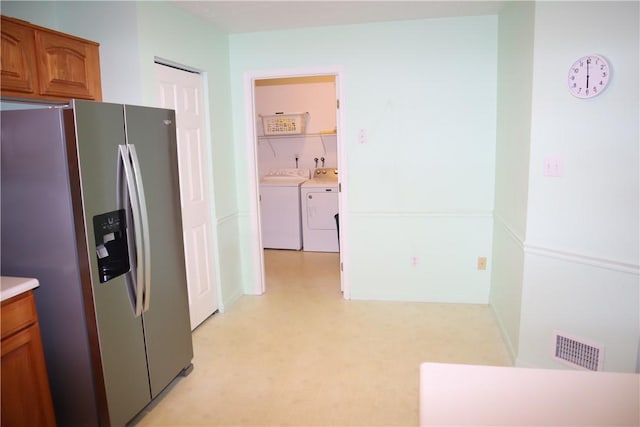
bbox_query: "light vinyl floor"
[134,250,512,426]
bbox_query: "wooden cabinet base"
[1,292,56,427]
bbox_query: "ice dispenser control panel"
[93,209,131,283]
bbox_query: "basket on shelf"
[260,112,307,136]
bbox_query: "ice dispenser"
[93,209,130,283]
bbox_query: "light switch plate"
[544,156,563,177]
[358,128,368,144]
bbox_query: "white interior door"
[156,62,218,330]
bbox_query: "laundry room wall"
[255,78,337,177]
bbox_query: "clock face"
[568,54,611,98]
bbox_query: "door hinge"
[340,262,343,271]
[338,183,341,192]
[336,99,340,109]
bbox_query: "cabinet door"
[0,17,38,96]
[34,29,102,101]
[1,323,56,427]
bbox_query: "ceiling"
[170,1,507,34]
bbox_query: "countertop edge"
[1,276,40,302]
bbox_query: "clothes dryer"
[260,168,309,250]
[301,168,339,252]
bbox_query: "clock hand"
[586,58,590,89]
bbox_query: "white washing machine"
[260,168,309,250]
[301,168,339,252]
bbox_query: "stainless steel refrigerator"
[1,100,194,426]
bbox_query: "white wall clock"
[567,54,611,98]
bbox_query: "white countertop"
[1,276,40,302]
[420,362,640,426]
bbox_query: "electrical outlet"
[477,257,487,270]
[411,256,418,267]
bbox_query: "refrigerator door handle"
[128,144,151,312]
[118,145,144,317]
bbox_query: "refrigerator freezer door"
[72,100,152,426]
[1,109,102,425]
[124,105,194,398]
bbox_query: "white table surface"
[420,362,640,426]
[1,276,40,302]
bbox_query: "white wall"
[256,82,336,135]
[255,81,337,175]
[257,133,338,177]
[518,1,639,372]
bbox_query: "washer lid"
[264,168,310,179]
[260,168,310,186]
[260,176,308,186]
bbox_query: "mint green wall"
[134,2,242,309]
[490,2,535,362]
[1,1,243,309]
[518,1,639,372]
[7,1,637,371]
[56,1,143,104]
[229,16,499,302]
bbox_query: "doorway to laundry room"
[250,70,346,298]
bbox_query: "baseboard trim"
[220,287,243,312]
[488,303,517,365]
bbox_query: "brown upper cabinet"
[1,15,102,102]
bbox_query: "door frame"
[243,65,349,299]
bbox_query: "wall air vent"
[553,331,604,371]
